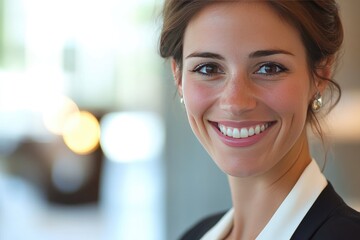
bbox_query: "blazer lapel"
[290,183,345,239]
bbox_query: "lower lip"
[212,123,274,148]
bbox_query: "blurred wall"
[320,0,360,208]
[163,1,360,239]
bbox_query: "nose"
[219,75,257,115]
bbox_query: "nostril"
[219,82,257,113]
[219,95,257,114]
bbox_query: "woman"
[159,0,360,239]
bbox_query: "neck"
[226,130,312,240]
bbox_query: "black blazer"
[180,183,360,239]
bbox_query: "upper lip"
[210,120,276,129]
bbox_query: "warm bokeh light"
[63,111,100,155]
[42,95,80,135]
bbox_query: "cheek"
[266,81,311,121]
[183,80,215,117]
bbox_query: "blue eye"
[192,63,224,76]
[255,63,287,75]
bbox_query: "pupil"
[206,66,213,73]
[266,65,276,73]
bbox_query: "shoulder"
[179,211,227,240]
[292,183,360,239]
[313,203,360,239]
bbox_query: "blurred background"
[0,0,358,240]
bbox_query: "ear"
[171,58,183,96]
[312,58,333,95]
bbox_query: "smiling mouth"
[217,122,275,139]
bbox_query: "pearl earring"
[312,92,322,112]
[180,97,184,104]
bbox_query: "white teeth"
[248,127,255,136]
[233,128,240,138]
[218,123,271,139]
[255,125,261,134]
[240,128,248,138]
[220,125,226,134]
[227,128,233,137]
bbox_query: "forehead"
[183,2,305,59]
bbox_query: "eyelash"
[190,62,288,77]
[254,62,288,76]
[190,63,224,76]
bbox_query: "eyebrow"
[185,52,225,60]
[249,49,294,58]
[185,49,294,60]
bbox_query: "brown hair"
[159,0,344,138]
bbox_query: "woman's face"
[175,2,318,178]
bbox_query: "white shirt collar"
[201,160,327,240]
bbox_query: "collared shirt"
[201,160,327,240]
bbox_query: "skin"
[171,2,329,239]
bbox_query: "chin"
[215,157,268,178]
